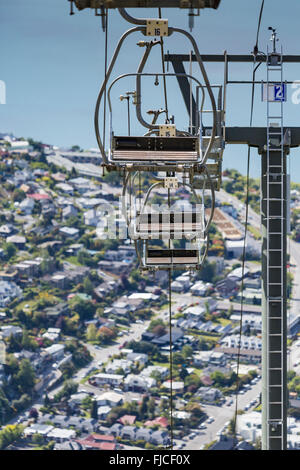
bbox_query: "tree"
[15,359,36,394]
[32,433,44,446]
[86,324,98,342]
[54,380,78,401]
[0,424,24,450]
[97,326,116,344]
[83,277,94,296]
[71,298,96,321]
[3,242,17,260]
[91,400,98,420]
[12,188,25,202]
[139,396,149,420]
[147,397,156,418]
[182,345,193,360]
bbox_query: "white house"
[190,280,212,296]
[141,365,169,379]
[55,183,74,195]
[96,391,124,407]
[19,198,35,215]
[92,373,123,387]
[0,325,22,338]
[236,411,262,443]
[46,428,76,443]
[0,281,22,307]
[43,343,65,361]
[59,227,79,238]
[105,359,132,375]
[123,374,156,391]
[84,209,100,227]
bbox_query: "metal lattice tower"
[261,45,288,450]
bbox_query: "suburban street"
[186,380,262,450]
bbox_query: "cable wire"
[233,1,265,437]
[102,9,108,152]
[254,0,265,56]
[158,8,169,122]
[168,268,174,450]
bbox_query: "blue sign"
[274,83,286,102]
[262,83,287,102]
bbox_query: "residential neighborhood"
[0,134,299,451]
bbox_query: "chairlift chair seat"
[110,135,199,163]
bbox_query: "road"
[185,381,262,450]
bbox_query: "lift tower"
[166,49,300,450]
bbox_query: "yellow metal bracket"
[146,19,169,37]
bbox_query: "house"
[62,204,78,220]
[236,288,262,305]
[42,327,61,342]
[225,239,246,258]
[198,387,223,402]
[183,305,206,321]
[46,428,76,443]
[123,374,156,392]
[84,209,99,227]
[76,433,117,451]
[6,235,26,249]
[161,380,184,394]
[236,411,262,443]
[135,428,152,442]
[172,411,191,421]
[227,266,249,281]
[151,327,184,348]
[141,365,169,380]
[59,227,79,239]
[145,417,169,428]
[230,312,262,332]
[56,183,74,195]
[190,280,212,296]
[127,292,159,302]
[150,430,170,446]
[39,414,97,433]
[126,352,148,365]
[109,423,123,437]
[0,325,22,338]
[220,334,262,350]
[96,391,124,407]
[68,176,94,193]
[92,373,123,387]
[118,415,136,426]
[49,274,66,290]
[0,224,16,238]
[0,281,22,307]
[43,343,65,361]
[97,405,111,419]
[216,277,239,297]
[44,302,69,321]
[120,426,137,440]
[193,351,226,367]
[105,359,132,375]
[23,424,54,439]
[209,434,238,451]
[171,274,190,293]
[19,197,35,215]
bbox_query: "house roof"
[87,433,115,442]
[119,415,136,426]
[28,193,50,200]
